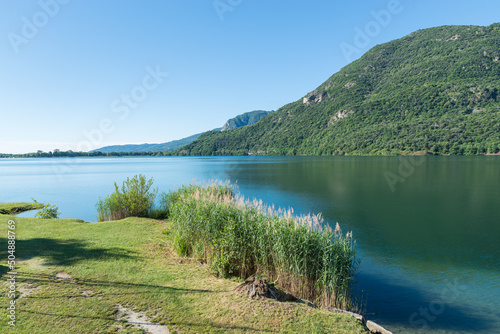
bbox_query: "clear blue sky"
[1,0,499,153]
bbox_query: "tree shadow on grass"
[0,237,137,268]
[0,264,8,277]
[22,309,275,333]
[14,272,275,333]
[0,237,276,332]
[14,271,215,295]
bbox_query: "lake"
[1,156,499,333]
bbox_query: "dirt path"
[116,304,171,334]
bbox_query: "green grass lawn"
[0,205,369,334]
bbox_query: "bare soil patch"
[18,283,42,298]
[116,304,170,334]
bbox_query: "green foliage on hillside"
[179,24,500,156]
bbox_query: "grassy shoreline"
[0,203,369,333]
[0,203,43,215]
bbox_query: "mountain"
[93,109,273,153]
[92,132,204,153]
[221,110,274,131]
[179,24,500,156]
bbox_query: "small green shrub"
[96,174,158,221]
[35,203,60,219]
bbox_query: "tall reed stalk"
[167,181,359,310]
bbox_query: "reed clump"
[167,181,359,310]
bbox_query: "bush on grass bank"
[96,174,168,221]
[31,199,60,219]
[166,181,359,310]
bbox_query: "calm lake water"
[1,156,499,333]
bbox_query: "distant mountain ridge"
[221,110,274,131]
[93,109,273,153]
[92,132,205,153]
[179,24,500,156]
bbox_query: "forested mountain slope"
[181,24,500,156]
